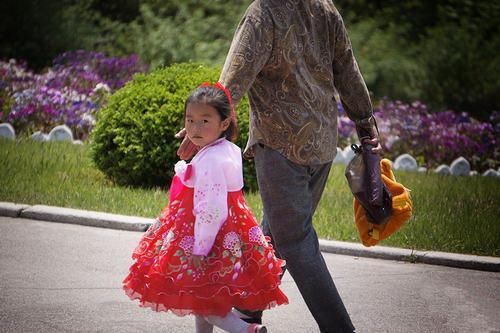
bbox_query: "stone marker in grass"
[450,157,471,176]
[0,123,15,140]
[48,125,73,141]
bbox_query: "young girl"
[123,82,288,333]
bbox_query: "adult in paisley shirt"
[178,1,382,332]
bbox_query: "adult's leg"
[255,144,355,333]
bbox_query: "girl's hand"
[191,255,206,269]
[175,128,199,160]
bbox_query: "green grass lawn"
[1,139,499,257]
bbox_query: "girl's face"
[185,103,230,148]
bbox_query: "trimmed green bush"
[90,62,256,191]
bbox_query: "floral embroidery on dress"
[194,201,222,225]
[159,199,182,224]
[233,198,249,221]
[161,230,175,250]
[146,218,162,236]
[159,208,169,219]
[211,183,223,195]
[194,188,207,201]
[249,226,267,246]
[223,232,242,257]
[170,207,187,223]
[124,188,288,317]
[123,139,288,316]
[229,205,244,225]
[199,207,222,225]
[179,236,194,255]
[237,197,249,210]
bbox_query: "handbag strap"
[372,116,383,147]
[351,143,362,154]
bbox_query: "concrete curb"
[1,201,499,272]
[319,240,500,272]
[0,202,31,217]
[16,204,152,232]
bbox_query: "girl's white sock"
[232,308,253,320]
[195,315,214,333]
[201,312,249,333]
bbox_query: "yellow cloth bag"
[354,158,413,247]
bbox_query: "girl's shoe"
[233,308,263,324]
[248,324,267,333]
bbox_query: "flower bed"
[0,50,148,140]
[337,100,499,172]
[1,51,497,172]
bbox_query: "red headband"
[198,81,236,123]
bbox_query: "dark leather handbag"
[345,124,392,225]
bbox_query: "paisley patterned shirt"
[220,0,373,165]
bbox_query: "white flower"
[81,113,96,126]
[93,82,111,93]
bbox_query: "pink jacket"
[174,138,244,256]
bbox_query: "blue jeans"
[254,144,355,333]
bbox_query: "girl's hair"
[184,85,238,142]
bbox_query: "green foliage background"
[336,0,500,119]
[1,0,498,118]
[90,63,256,190]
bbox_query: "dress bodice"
[174,138,244,191]
[172,138,244,256]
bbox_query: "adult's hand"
[175,128,198,160]
[355,116,383,154]
[362,136,383,154]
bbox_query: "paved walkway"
[1,202,498,272]
[1,216,499,332]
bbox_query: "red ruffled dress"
[123,138,288,317]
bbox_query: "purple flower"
[1,50,147,139]
[374,98,498,171]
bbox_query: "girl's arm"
[192,157,228,257]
